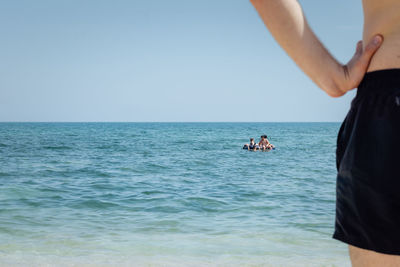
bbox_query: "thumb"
[360,34,383,66]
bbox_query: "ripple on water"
[42,145,72,150]
[71,199,121,210]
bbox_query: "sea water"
[0,122,349,267]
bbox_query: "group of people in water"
[243,135,275,151]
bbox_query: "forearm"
[251,0,345,97]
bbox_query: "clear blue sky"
[0,0,363,122]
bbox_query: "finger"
[355,40,363,57]
[348,41,363,66]
[360,34,383,65]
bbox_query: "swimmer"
[243,138,258,151]
[258,135,272,150]
[263,135,275,149]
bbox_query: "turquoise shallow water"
[0,122,349,266]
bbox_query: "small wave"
[186,197,228,205]
[145,163,169,171]
[172,140,190,145]
[72,199,120,209]
[43,145,72,150]
[141,190,165,196]
[184,197,228,212]
[76,168,112,178]
[144,205,183,213]
[96,145,114,149]
[19,198,42,207]
[40,187,68,195]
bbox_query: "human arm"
[250,0,383,97]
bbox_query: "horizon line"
[0,121,342,123]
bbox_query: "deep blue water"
[0,122,349,266]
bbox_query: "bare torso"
[363,0,400,71]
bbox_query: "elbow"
[326,89,345,98]
[311,68,348,97]
[322,80,346,98]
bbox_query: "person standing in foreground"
[250,0,400,266]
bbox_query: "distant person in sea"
[258,135,274,150]
[264,135,275,149]
[243,138,258,151]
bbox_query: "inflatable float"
[243,145,275,151]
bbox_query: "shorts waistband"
[358,69,400,95]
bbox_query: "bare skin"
[349,246,400,267]
[363,0,400,71]
[250,0,400,266]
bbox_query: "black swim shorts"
[333,69,400,255]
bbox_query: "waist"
[364,30,400,72]
[353,69,400,107]
[351,68,400,113]
[358,69,400,92]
